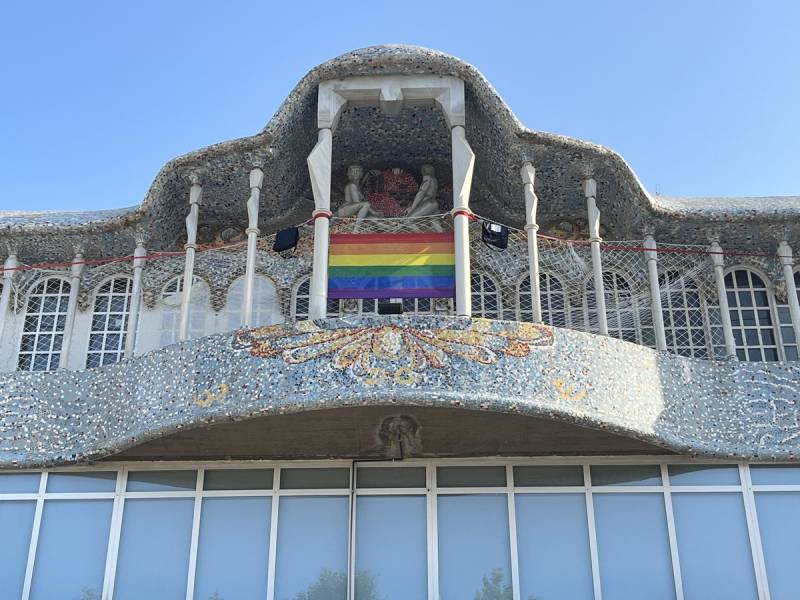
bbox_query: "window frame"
[85,276,134,369]
[16,276,72,372]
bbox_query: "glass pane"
[0,472,40,493]
[357,467,426,488]
[591,464,661,486]
[756,492,800,600]
[668,465,740,486]
[46,471,117,493]
[437,494,511,600]
[202,469,273,491]
[274,496,349,600]
[437,466,506,488]
[515,493,594,599]
[593,493,675,599]
[194,497,271,600]
[0,501,36,599]
[113,498,194,599]
[280,468,350,489]
[355,495,427,599]
[672,493,757,599]
[126,470,196,492]
[750,465,800,485]
[30,499,113,600]
[514,465,584,487]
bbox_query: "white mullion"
[185,468,204,600]
[102,469,125,600]
[265,467,280,600]
[347,464,356,600]
[740,464,771,600]
[21,471,47,600]
[660,464,685,600]
[583,464,602,600]
[506,464,521,600]
[426,461,439,600]
[104,468,128,600]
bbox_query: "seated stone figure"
[403,164,439,218]
[335,164,383,220]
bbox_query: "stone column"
[643,235,668,350]
[124,239,147,358]
[451,125,475,317]
[179,174,202,341]
[709,240,737,358]
[0,250,18,346]
[242,167,264,328]
[59,246,85,368]
[307,128,333,319]
[585,179,608,335]
[778,241,800,351]
[521,162,542,323]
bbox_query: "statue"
[403,164,439,218]
[335,165,384,220]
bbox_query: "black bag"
[273,227,299,253]
[481,221,508,250]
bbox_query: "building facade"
[0,45,799,600]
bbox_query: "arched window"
[292,276,338,320]
[471,272,501,319]
[659,271,710,358]
[724,269,781,361]
[159,276,210,346]
[775,270,800,362]
[224,276,282,330]
[584,272,634,343]
[518,273,569,327]
[18,277,70,371]
[86,277,133,368]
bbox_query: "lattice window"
[160,276,210,346]
[86,277,132,368]
[659,271,711,358]
[18,277,70,371]
[225,276,281,330]
[724,269,781,361]
[584,271,639,343]
[470,272,500,319]
[292,276,338,320]
[518,273,569,327]
[782,270,800,361]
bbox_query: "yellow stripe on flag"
[328,253,455,267]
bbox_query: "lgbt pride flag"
[328,232,456,299]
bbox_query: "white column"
[451,125,475,317]
[585,179,608,335]
[124,240,147,358]
[307,128,333,319]
[709,240,737,358]
[0,251,18,345]
[644,235,668,351]
[59,247,85,368]
[778,241,800,351]
[521,162,542,323]
[241,167,264,328]
[179,175,202,341]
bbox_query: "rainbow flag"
[328,232,455,299]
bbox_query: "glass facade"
[0,461,798,599]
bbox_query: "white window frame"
[517,271,570,327]
[223,274,282,331]
[159,275,211,346]
[85,276,133,369]
[2,456,792,600]
[16,276,71,372]
[724,266,784,362]
[470,271,502,319]
[583,270,653,345]
[658,270,716,359]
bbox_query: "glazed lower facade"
[1,459,799,600]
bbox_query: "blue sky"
[1,0,798,212]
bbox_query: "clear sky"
[1,0,798,212]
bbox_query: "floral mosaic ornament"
[233,318,553,384]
